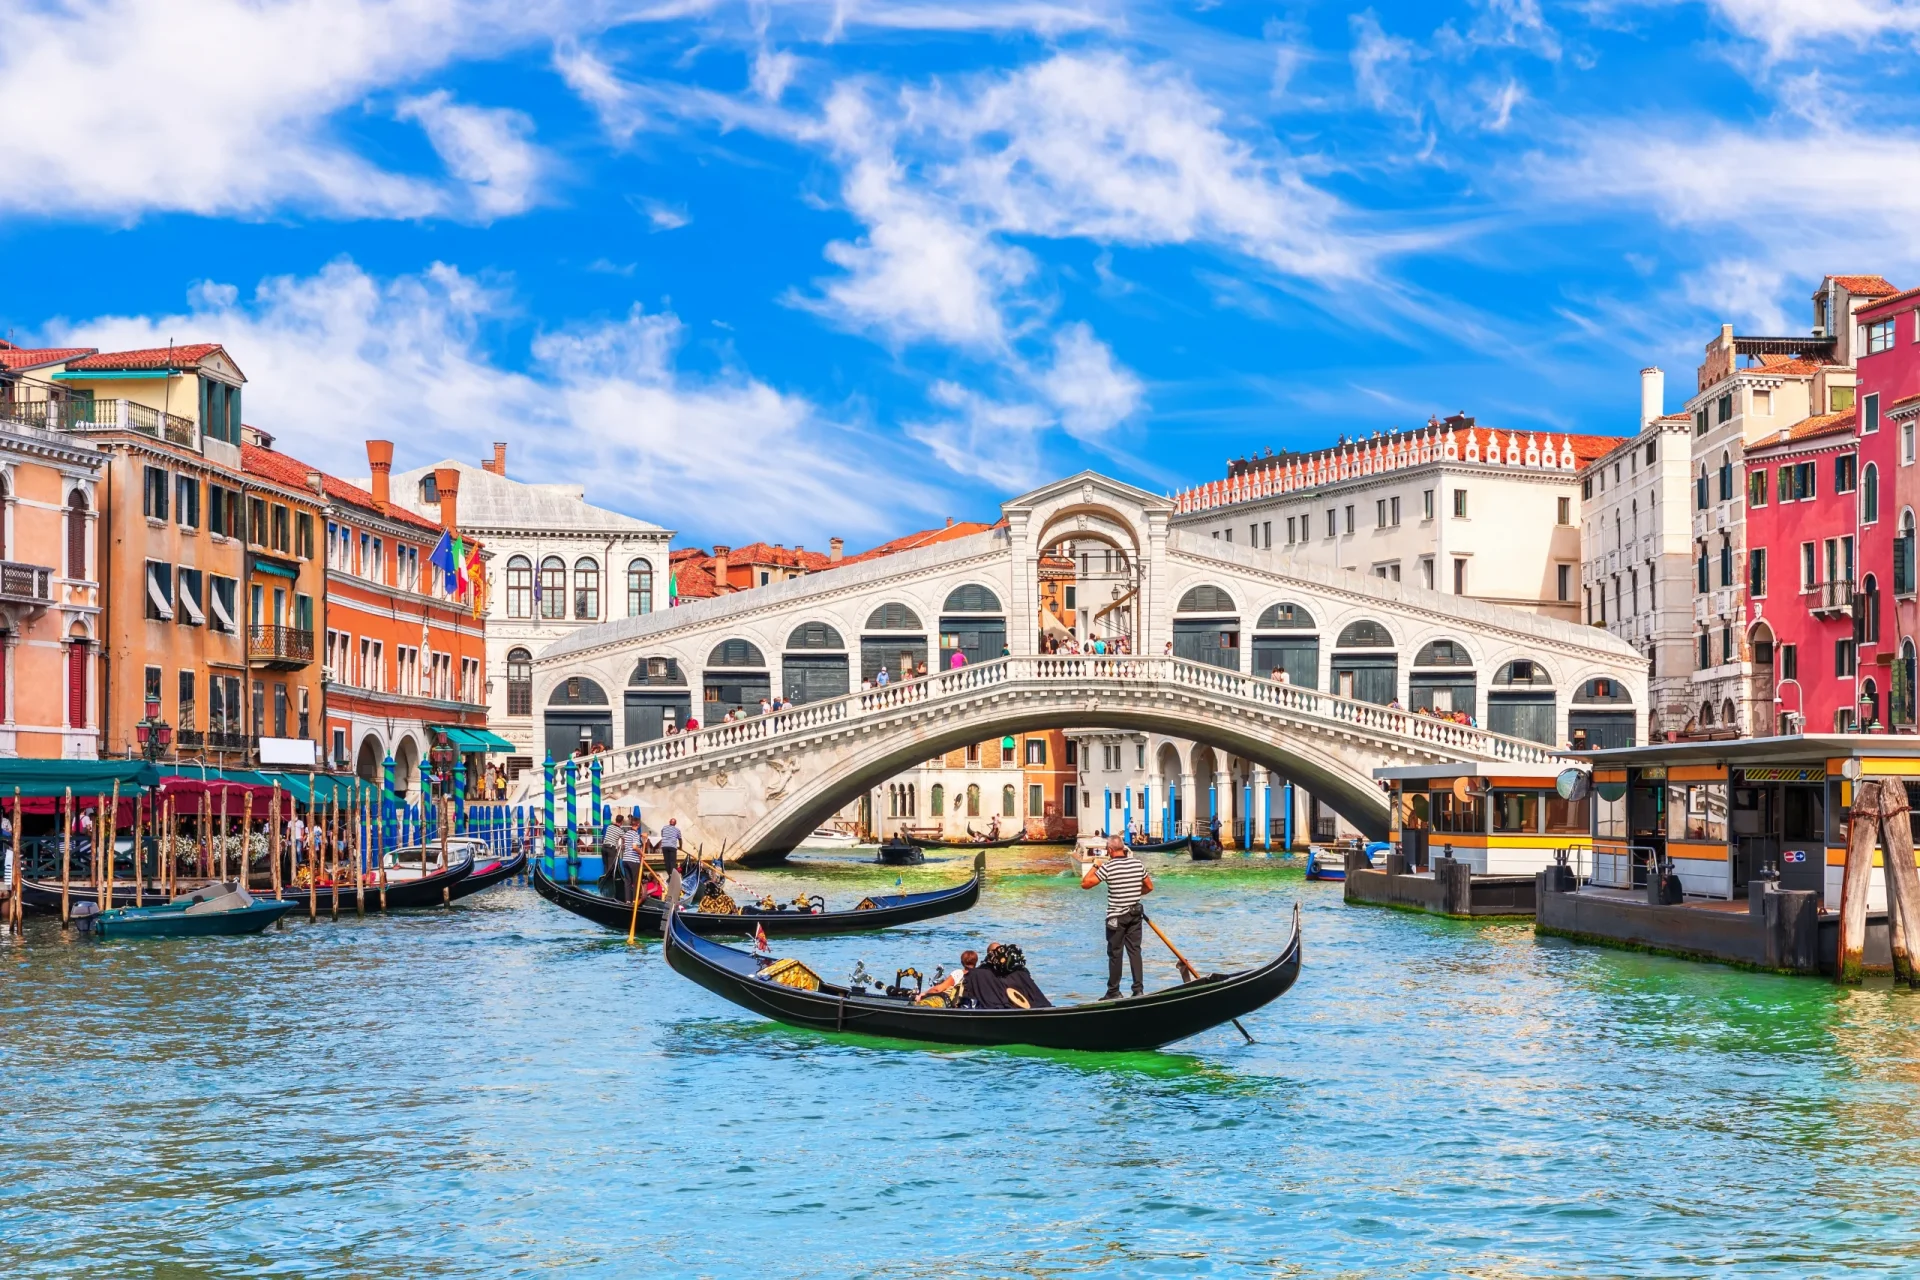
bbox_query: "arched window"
[1177,585,1236,613]
[966,784,981,817]
[786,623,844,649]
[1255,603,1315,629]
[1699,701,1715,727]
[1336,620,1394,648]
[539,556,566,619]
[574,557,600,620]
[1864,573,1881,645]
[1899,639,1917,727]
[506,647,533,715]
[1901,510,1918,596]
[1696,464,1709,511]
[0,472,9,559]
[1864,463,1880,524]
[66,489,88,581]
[708,639,767,668]
[1002,784,1017,817]
[548,675,609,705]
[1494,659,1552,686]
[1718,450,1733,502]
[865,603,922,630]
[942,584,1001,612]
[931,784,945,817]
[626,559,653,616]
[1573,677,1632,704]
[630,657,685,685]
[1413,640,1471,666]
[1722,699,1737,727]
[505,555,533,618]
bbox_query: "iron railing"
[1806,579,1854,615]
[0,560,54,606]
[248,625,314,666]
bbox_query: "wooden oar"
[1142,912,1253,1045]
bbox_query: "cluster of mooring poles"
[1838,776,1920,985]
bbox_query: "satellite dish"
[1841,757,1864,781]
[1556,768,1592,802]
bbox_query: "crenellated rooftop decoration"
[1173,419,1622,515]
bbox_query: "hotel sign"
[1737,767,1826,783]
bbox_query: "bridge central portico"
[534,472,1646,859]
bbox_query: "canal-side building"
[0,345,105,758]
[871,728,1078,843]
[1854,284,1920,732]
[245,439,493,799]
[1684,274,1893,738]
[1743,410,1860,735]
[1577,369,1695,743]
[1171,415,1620,623]
[384,447,671,775]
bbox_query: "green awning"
[257,771,370,805]
[434,726,516,753]
[0,760,158,797]
[251,560,300,579]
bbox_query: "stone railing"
[592,655,1562,781]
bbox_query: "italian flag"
[668,572,679,607]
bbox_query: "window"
[504,555,532,618]
[1263,521,1272,548]
[1748,469,1768,507]
[247,496,267,546]
[366,536,384,582]
[574,557,600,619]
[1750,547,1767,598]
[1003,785,1017,817]
[1718,452,1733,501]
[208,576,237,633]
[1717,392,1733,423]
[1697,468,1709,511]
[1698,632,1710,670]
[1832,386,1856,414]
[1835,454,1857,494]
[1028,784,1044,817]
[1864,390,1882,435]
[539,557,566,619]
[1557,564,1570,602]
[394,544,418,592]
[273,682,288,737]
[252,680,266,737]
[1344,505,1355,535]
[175,475,199,529]
[1452,488,1467,518]
[418,474,438,504]
[143,467,169,521]
[1780,643,1797,681]
[1582,477,1592,500]
[177,568,204,627]
[143,665,162,704]
[1376,499,1387,528]
[1697,546,1709,594]
[359,638,385,692]
[1869,319,1896,355]
[1323,509,1335,538]
[1837,638,1857,678]
[298,686,310,738]
[1453,557,1467,594]
[1423,489,1435,519]
[1801,542,1816,589]
[1753,389,1772,416]
[1863,462,1880,524]
[178,671,196,732]
[325,521,346,569]
[1695,407,1708,435]
[627,559,653,616]
[1905,420,1916,466]
[1025,738,1047,766]
[1421,557,1435,590]
[295,512,313,559]
[1556,496,1571,525]
[144,561,173,621]
[1719,538,1733,587]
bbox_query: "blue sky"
[5,0,1917,548]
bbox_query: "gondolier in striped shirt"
[1081,834,1153,999]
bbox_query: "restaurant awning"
[0,759,158,798]
[434,726,516,753]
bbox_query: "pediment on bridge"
[1003,471,1172,519]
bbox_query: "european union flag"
[429,530,457,591]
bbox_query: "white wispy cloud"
[0,0,580,220]
[43,260,924,541]
[395,91,547,218]
[1699,0,1920,58]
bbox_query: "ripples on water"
[6,847,1920,1278]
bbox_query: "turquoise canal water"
[7,847,1920,1277]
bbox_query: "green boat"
[93,885,298,939]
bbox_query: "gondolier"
[1081,834,1152,999]
[657,818,683,876]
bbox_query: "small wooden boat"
[448,846,527,901]
[532,852,984,937]
[876,840,924,866]
[906,831,1023,850]
[1189,837,1223,862]
[1304,847,1347,880]
[802,827,863,849]
[1131,836,1192,854]
[94,885,298,939]
[665,901,1303,1051]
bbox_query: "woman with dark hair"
[963,942,1052,1010]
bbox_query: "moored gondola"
[16,845,476,914]
[906,833,1025,850]
[532,852,984,937]
[876,839,924,865]
[448,846,527,900]
[1189,837,1223,861]
[664,901,1301,1052]
[1130,836,1192,854]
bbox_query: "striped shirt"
[1095,854,1148,920]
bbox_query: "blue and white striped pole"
[1122,787,1132,844]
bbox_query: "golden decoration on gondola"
[759,958,823,991]
[696,890,739,914]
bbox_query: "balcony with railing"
[248,625,314,668]
[0,386,196,448]
[0,560,54,608]
[1805,579,1855,617]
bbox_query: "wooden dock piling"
[59,788,72,926]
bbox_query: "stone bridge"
[533,472,1646,860]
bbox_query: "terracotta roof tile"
[242,443,446,536]
[1747,410,1857,456]
[0,345,96,371]
[1828,274,1899,298]
[65,343,227,372]
[840,520,1001,565]
[1745,356,1825,376]
[1861,284,1920,316]
[722,541,836,572]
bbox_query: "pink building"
[1855,285,1920,728]
[1745,412,1860,732]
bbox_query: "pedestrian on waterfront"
[950,649,967,670]
[875,668,890,687]
[758,697,772,715]
[657,817,684,877]
[1081,834,1152,999]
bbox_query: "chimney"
[434,465,461,530]
[830,537,844,562]
[712,545,730,594]
[305,469,325,497]
[366,440,394,512]
[1640,367,1664,429]
[945,516,954,528]
[483,442,507,476]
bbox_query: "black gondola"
[906,832,1024,850]
[664,901,1302,1051]
[876,839,924,865]
[1189,838,1223,861]
[448,847,527,901]
[531,853,984,937]
[1130,836,1192,854]
[17,846,474,915]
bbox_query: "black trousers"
[1106,911,1143,997]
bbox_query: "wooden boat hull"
[1189,840,1223,861]
[95,897,298,939]
[906,834,1023,850]
[448,848,526,900]
[1131,836,1192,854]
[1304,850,1347,881]
[876,843,924,866]
[18,850,475,914]
[532,854,984,937]
[665,902,1302,1052]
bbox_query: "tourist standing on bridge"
[950,649,967,670]
[1081,834,1152,999]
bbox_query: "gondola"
[531,852,984,937]
[876,839,924,866]
[906,832,1024,850]
[271,846,476,912]
[664,901,1303,1052]
[1131,836,1192,854]
[448,846,527,901]
[1189,838,1223,862]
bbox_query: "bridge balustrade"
[586,655,1561,783]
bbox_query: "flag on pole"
[452,534,470,595]
[429,530,456,592]
[668,572,680,607]
[754,922,769,954]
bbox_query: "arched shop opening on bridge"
[705,639,770,721]
[1251,602,1317,687]
[1331,619,1397,705]
[783,622,850,703]
[547,675,611,759]
[625,657,689,743]
[1173,585,1238,668]
[938,584,1006,667]
[862,603,925,683]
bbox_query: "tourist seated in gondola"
[961,942,1052,1009]
[922,949,978,1004]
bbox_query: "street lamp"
[133,698,173,762]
